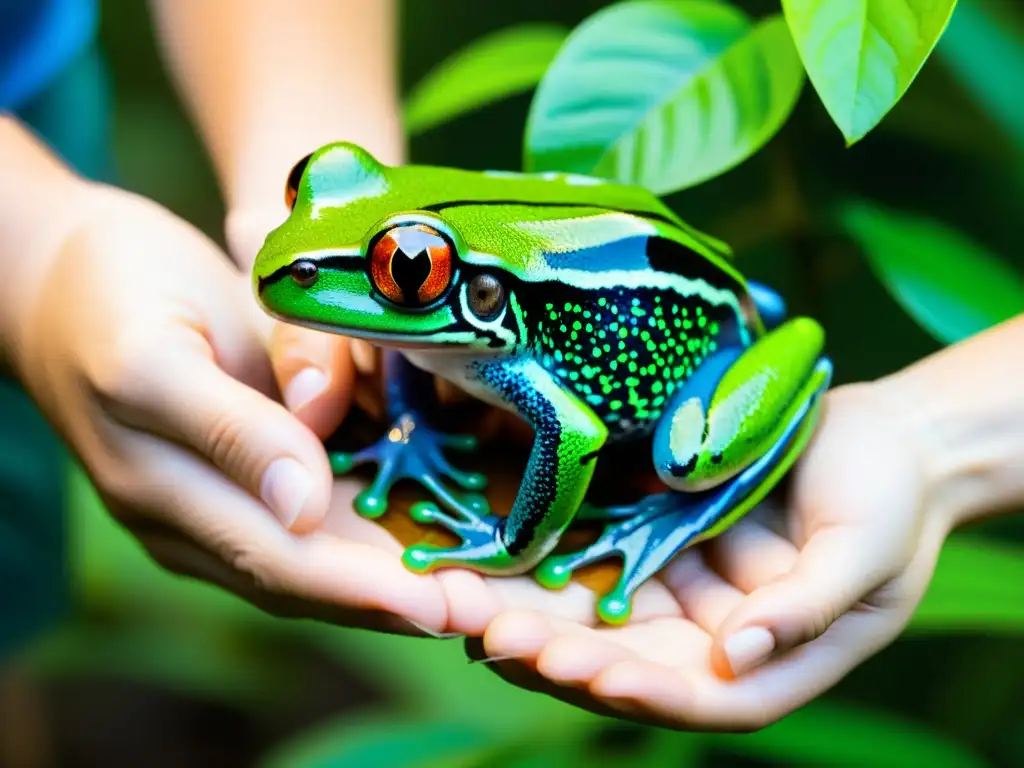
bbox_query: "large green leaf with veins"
[404,24,568,136]
[523,0,805,194]
[782,0,959,145]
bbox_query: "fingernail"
[283,367,327,412]
[260,457,312,528]
[724,627,775,677]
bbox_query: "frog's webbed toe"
[534,493,693,624]
[399,502,510,574]
[330,411,489,521]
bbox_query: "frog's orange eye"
[369,224,454,307]
[285,152,313,210]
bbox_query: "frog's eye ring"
[290,259,319,288]
[467,274,506,320]
[369,224,453,308]
[285,152,313,211]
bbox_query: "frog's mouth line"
[260,311,483,350]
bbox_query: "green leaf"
[261,716,500,768]
[839,200,1024,345]
[910,535,1024,634]
[523,0,805,194]
[782,0,959,145]
[710,700,988,767]
[936,0,1024,148]
[404,24,568,136]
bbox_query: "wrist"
[874,319,1024,529]
[0,120,98,378]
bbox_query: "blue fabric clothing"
[1,0,111,659]
[0,0,98,110]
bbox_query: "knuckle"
[799,602,840,644]
[203,410,252,477]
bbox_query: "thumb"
[270,321,355,440]
[710,526,901,679]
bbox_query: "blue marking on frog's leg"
[403,357,607,577]
[537,354,833,625]
[747,280,788,330]
[329,349,488,520]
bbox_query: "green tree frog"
[253,142,832,624]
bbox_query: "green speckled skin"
[253,142,832,624]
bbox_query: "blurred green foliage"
[4,0,1023,765]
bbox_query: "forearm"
[879,314,1024,527]
[149,0,404,259]
[0,117,92,374]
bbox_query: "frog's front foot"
[330,411,489,520]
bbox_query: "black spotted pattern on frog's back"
[518,284,744,441]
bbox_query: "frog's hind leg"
[535,318,832,625]
[329,350,489,520]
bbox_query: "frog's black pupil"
[468,274,504,319]
[391,246,432,303]
[291,260,319,288]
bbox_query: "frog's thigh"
[655,317,826,492]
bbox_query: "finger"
[111,428,450,632]
[710,524,904,679]
[270,321,355,440]
[481,610,582,667]
[223,204,287,272]
[102,336,334,533]
[125,520,436,636]
[594,524,947,730]
[660,548,745,634]
[349,339,378,377]
[538,618,707,684]
[467,633,639,723]
[482,611,707,685]
[702,515,800,594]
[591,605,897,732]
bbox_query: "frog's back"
[274,141,732,265]
[516,263,756,440]
[424,174,762,441]
[398,165,763,440]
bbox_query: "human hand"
[464,381,955,730]
[7,181,450,633]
